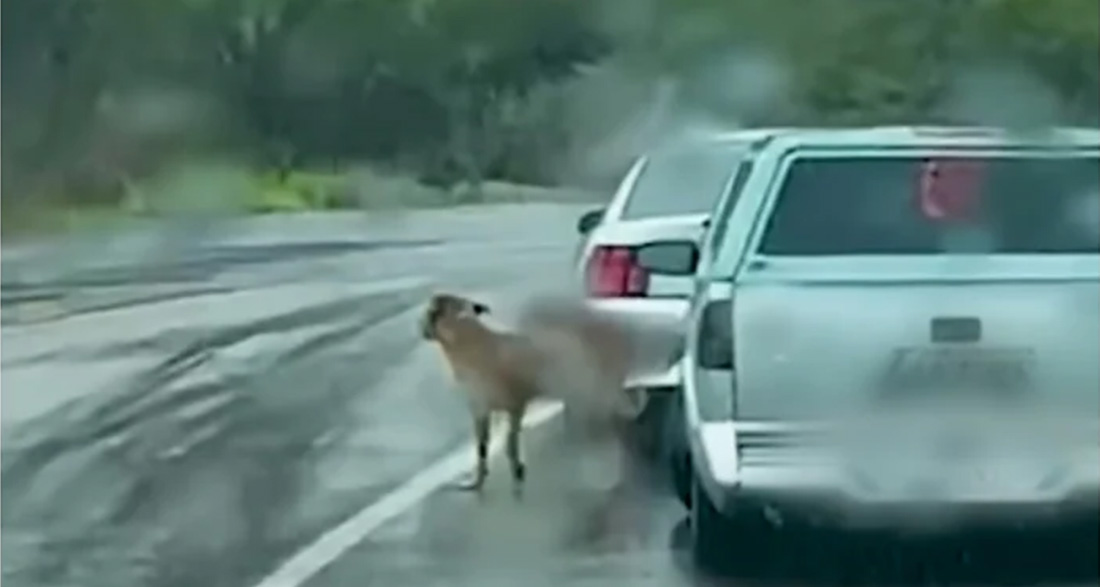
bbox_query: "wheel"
[690,475,776,575]
[671,453,692,507]
[1060,515,1100,577]
[662,392,691,507]
[622,388,667,461]
[690,475,734,571]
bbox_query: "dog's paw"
[448,472,485,493]
[451,481,483,492]
[510,463,526,500]
[511,462,526,483]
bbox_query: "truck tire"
[690,475,734,571]
[690,475,775,575]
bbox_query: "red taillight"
[585,245,649,297]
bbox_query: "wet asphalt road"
[1,205,585,587]
[3,204,1098,587]
[304,416,1099,587]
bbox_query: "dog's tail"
[616,388,649,420]
[519,297,645,421]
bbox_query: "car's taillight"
[697,298,734,370]
[585,245,650,298]
[693,296,737,420]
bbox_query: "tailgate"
[732,257,1100,421]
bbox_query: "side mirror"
[576,208,604,235]
[635,240,699,276]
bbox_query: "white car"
[572,129,787,453]
[639,126,1100,570]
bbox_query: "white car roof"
[765,125,1100,151]
[665,127,800,149]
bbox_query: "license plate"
[879,347,1035,398]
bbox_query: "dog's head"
[419,293,491,340]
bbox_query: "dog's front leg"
[454,414,490,492]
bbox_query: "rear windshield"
[621,143,747,220]
[758,153,1100,255]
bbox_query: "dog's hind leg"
[505,406,527,496]
[453,414,490,492]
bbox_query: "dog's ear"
[472,301,490,316]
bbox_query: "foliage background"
[3,0,1097,230]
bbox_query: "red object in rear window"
[586,246,649,297]
[918,159,986,222]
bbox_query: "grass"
[1,165,601,241]
[2,202,136,241]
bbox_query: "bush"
[248,171,346,213]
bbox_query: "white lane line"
[250,401,563,587]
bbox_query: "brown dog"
[419,293,642,495]
[420,293,541,493]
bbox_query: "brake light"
[693,295,737,420]
[585,246,649,297]
[697,298,734,370]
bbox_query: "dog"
[419,293,542,494]
[419,292,643,495]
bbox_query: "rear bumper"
[717,486,1100,533]
[625,361,682,390]
[584,297,689,391]
[693,421,1100,531]
[583,296,690,326]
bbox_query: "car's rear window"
[620,143,747,220]
[758,153,1100,255]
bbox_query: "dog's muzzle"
[419,313,436,340]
